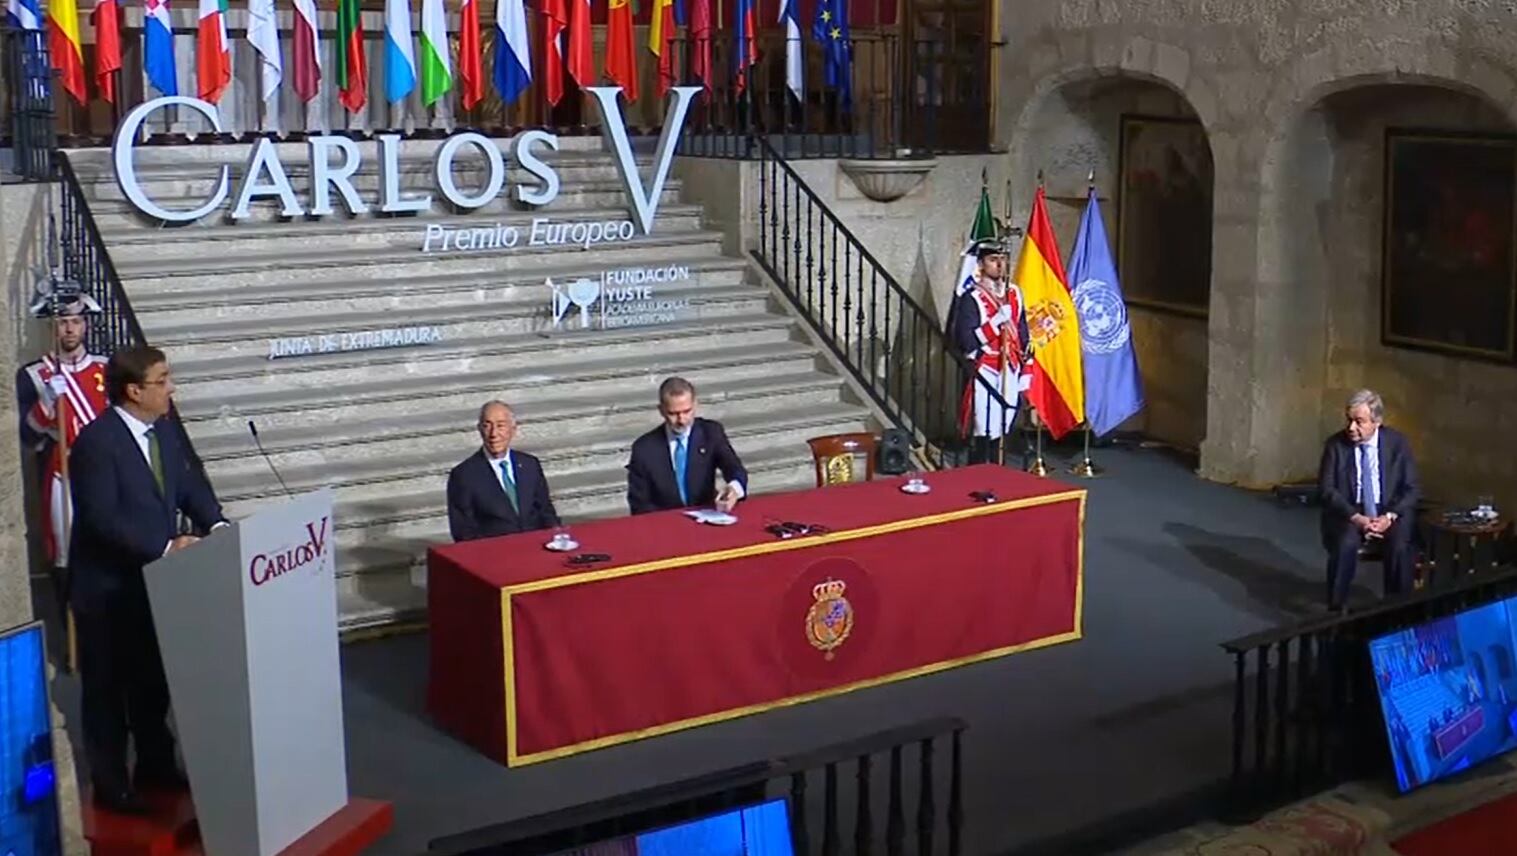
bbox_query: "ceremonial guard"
[952,239,1032,463]
[16,279,108,577]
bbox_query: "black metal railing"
[427,717,967,856]
[1,26,56,180]
[1221,563,1517,817]
[52,150,208,480]
[753,134,1021,469]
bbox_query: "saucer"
[900,483,931,495]
[544,539,580,552]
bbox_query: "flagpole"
[1070,169,1102,479]
[1027,408,1047,477]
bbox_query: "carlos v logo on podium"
[248,516,332,587]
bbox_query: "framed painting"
[1116,115,1214,317]
[1382,131,1517,362]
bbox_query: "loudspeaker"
[878,428,913,475]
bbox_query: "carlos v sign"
[111,86,701,234]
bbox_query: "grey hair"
[477,400,515,423]
[1346,389,1384,421]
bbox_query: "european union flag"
[811,0,851,104]
[1068,187,1143,437]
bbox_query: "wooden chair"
[807,433,878,488]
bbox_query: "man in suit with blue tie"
[1319,389,1422,611]
[627,377,748,515]
[447,401,560,541]
[68,346,227,814]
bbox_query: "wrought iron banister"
[428,716,968,856]
[751,133,1019,469]
[1219,562,1517,818]
[51,150,209,481]
[1,25,56,180]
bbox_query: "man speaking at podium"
[627,377,748,515]
[69,346,227,814]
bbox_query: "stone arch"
[1246,66,1517,493]
[1004,58,1218,451]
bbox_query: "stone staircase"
[63,136,877,630]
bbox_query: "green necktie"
[499,461,519,512]
[146,427,165,493]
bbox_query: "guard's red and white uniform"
[957,282,1031,438]
[21,353,108,566]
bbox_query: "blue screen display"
[1370,597,1517,792]
[551,798,794,856]
[0,622,62,856]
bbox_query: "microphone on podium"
[247,420,295,499]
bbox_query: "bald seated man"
[446,401,560,542]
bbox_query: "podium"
[142,489,379,856]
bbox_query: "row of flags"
[6,0,854,111]
[965,182,1145,441]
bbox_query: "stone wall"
[1308,84,1517,512]
[0,180,86,854]
[995,0,1517,495]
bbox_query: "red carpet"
[1394,789,1517,855]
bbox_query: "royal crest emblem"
[1026,300,1068,349]
[804,578,854,660]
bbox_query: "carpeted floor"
[45,443,1378,856]
[1392,787,1517,855]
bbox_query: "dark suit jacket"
[447,449,560,541]
[627,418,748,514]
[68,409,226,613]
[1318,426,1421,544]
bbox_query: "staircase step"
[104,204,705,260]
[131,256,748,325]
[215,400,867,508]
[146,279,767,363]
[197,369,846,470]
[115,229,725,290]
[169,317,807,400]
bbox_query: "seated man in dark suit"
[1319,388,1421,611]
[69,346,228,814]
[627,377,748,515]
[447,400,560,541]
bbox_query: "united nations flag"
[1068,186,1144,437]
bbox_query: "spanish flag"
[649,0,677,98]
[1013,187,1084,439]
[47,0,86,104]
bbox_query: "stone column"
[0,180,88,856]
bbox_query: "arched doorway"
[1261,81,1517,494]
[1010,75,1214,452]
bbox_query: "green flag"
[970,184,996,243]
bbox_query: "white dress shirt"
[115,406,229,554]
[486,448,516,493]
[665,425,745,499]
[113,405,156,469]
[1354,429,1382,512]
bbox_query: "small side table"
[1423,511,1510,585]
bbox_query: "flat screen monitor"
[549,798,793,856]
[0,621,62,856]
[1369,597,1517,792]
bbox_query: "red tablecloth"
[427,464,1085,766]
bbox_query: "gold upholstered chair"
[807,433,878,487]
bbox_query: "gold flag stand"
[1069,425,1103,478]
[1026,408,1048,477]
